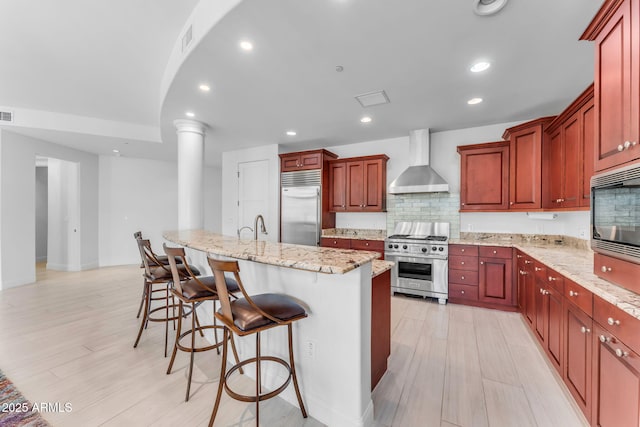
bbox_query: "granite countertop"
[450,235,640,320]
[322,228,387,241]
[164,229,380,275]
[372,260,394,278]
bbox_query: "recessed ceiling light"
[239,40,253,51]
[470,61,491,73]
[467,98,483,105]
[112,149,119,153]
[286,130,297,136]
[360,116,372,123]
[185,111,195,117]
[199,84,211,92]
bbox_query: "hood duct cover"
[389,129,449,194]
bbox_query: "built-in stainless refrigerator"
[280,170,321,246]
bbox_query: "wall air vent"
[182,25,193,53]
[0,111,13,123]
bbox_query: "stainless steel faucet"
[254,214,268,240]
[237,226,253,238]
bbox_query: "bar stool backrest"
[163,245,188,296]
[136,239,167,279]
[133,231,142,240]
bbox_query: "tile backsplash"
[386,192,461,237]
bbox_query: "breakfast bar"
[164,229,388,427]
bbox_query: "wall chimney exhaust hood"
[389,129,449,194]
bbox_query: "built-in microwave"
[591,162,640,264]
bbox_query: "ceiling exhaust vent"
[355,90,390,108]
[181,25,193,53]
[0,111,13,123]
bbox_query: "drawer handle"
[461,290,465,294]
[534,267,543,272]
[492,250,497,254]
[601,265,612,273]
[525,260,532,264]
[461,261,465,265]
[365,243,369,246]
[461,276,465,280]
[333,240,337,244]
[607,317,620,326]
[461,249,465,252]
[599,335,610,343]
[615,348,629,358]
[548,276,557,282]
[480,261,484,265]
[569,290,578,297]
[580,326,591,334]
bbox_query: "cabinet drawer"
[564,278,593,317]
[594,296,640,355]
[449,283,479,301]
[319,237,351,249]
[533,260,547,283]
[479,246,512,259]
[545,267,565,293]
[449,269,479,286]
[594,252,640,294]
[448,255,479,271]
[449,244,478,257]
[350,239,384,252]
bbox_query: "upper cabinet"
[543,85,595,210]
[503,117,555,210]
[329,155,388,212]
[458,141,510,211]
[582,0,640,171]
[280,149,336,172]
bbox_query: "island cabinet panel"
[563,299,593,421]
[329,155,388,212]
[592,323,640,427]
[583,0,640,171]
[457,141,510,211]
[371,269,391,390]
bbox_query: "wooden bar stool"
[207,258,308,427]
[133,238,201,357]
[133,231,182,318]
[164,244,243,402]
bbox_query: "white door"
[237,160,269,239]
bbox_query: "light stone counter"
[372,260,394,278]
[322,228,387,241]
[164,229,380,274]
[450,237,640,320]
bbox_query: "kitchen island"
[163,229,386,427]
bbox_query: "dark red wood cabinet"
[564,300,593,421]
[533,264,564,374]
[458,142,510,211]
[371,269,391,390]
[478,246,513,306]
[280,149,336,172]
[320,237,384,259]
[329,155,388,213]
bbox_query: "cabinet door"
[328,162,347,211]
[516,254,526,312]
[581,101,595,207]
[592,323,640,427]
[594,0,640,171]
[346,161,364,210]
[362,159,385,211]
[298,152,323,170]
[280,154,301,172]
[564,301,593,419]
[478,256,513,306]
[510,126,543,209]
[534,273,547,343]
[319,237,351,249]
[546,286,563,373]
[524,261,536,327]
[546,129,563,208]
[459,143,509,210]
[562,113,581,208]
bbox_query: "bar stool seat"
[207,258,308,427]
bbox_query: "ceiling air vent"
[181,25,193,53]
[0,111,13,123]
[355,90,390,108]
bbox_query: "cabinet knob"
[535,267,543,272]
[580,326,591,334]
[615,348,629,358]
[524,260,532,264]
[601,265,612,273]
[519,270,527,275]
[461,249,465,252]
[516,254,522,259]
[461,290,465,294]
[480,261,484,265]
[548,276,557,281]
[569,290,578,297]
[461,261,465,265]
[618,144,625,152]
[510,202,514,205]
[624,140,632,149]
[599,335,610,343]
[461,203,465,206]
[607,317,620,326]
[333,240,337,244]
[461,276,465,280]
[492,250,497,254]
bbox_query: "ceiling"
[1,0,603,166]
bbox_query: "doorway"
[35,157,48,276]
[237,160,270,239]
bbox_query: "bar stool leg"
[167,300,184,374]
[186,302,196,401]
[164,285,170,357]
[209,328,229,427]
[288,324,308,418]
[256,331,261,425]
[136,282,146,318]
[229,333,244,375]
[213,300,220,355]
[134,282,151,348]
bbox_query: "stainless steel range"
[385,221,449,304]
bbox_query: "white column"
[174,119,206,230]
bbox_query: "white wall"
[221,144,279,241]
[98,156,222,266]
[35,166,48,262]
[0,130,99,289]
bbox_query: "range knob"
[402,245,408,250]
[421,247,427,253]
[388,244,393,249]
[393,244,398,249]
[432,246,437,251]
[438,247,444,252]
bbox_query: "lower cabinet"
[371,269,391,391]
[478,247,513,306]
[320,237,384,259]
[533,264,564,374]
[564,300,593,421]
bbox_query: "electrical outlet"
[578,228,588,239]
[305,340,316,359]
